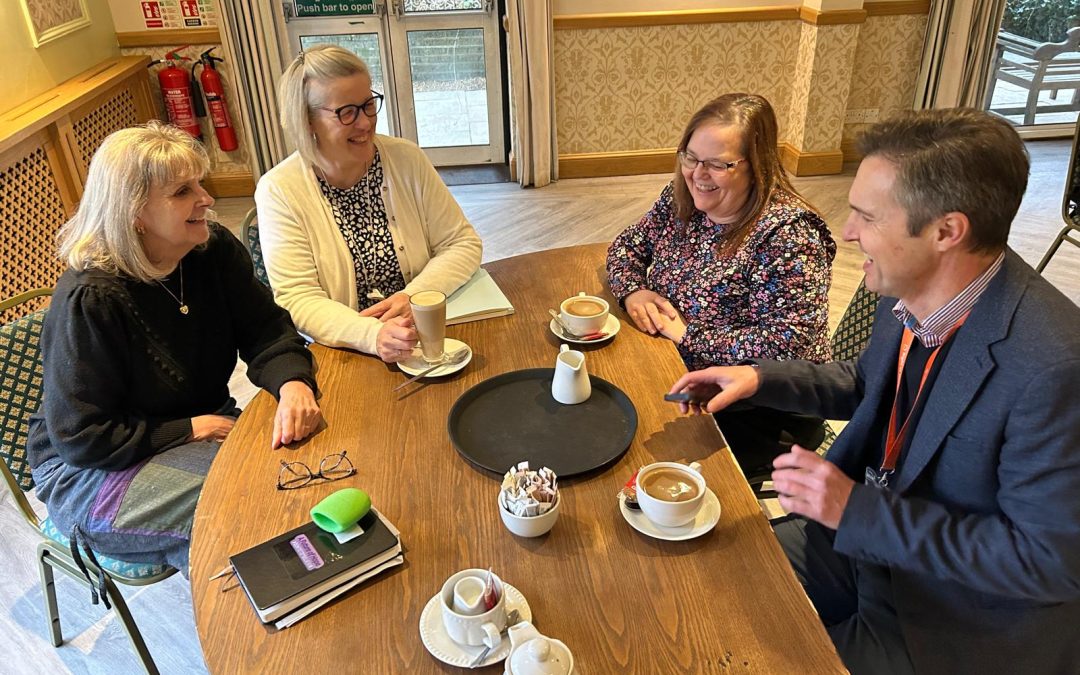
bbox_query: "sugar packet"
[500,461,558,517]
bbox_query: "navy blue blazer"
[753,249,1080,673]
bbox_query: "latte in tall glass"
[409,290,447,363]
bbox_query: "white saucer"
[419,582,533,669]
[619,488,721,541]
[398,338,472,378]
[548,314,621,344]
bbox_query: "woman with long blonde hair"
[28,121,321,574]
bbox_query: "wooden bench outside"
[986,27,1080,126]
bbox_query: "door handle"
[282,1,294,23]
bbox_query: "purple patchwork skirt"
[32,441,220,576]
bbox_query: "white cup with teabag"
[440,569,507,648]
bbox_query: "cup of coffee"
[409,290,447,363]
[440,568,507,648]
[559,292,609,336]
[635,461,706,528]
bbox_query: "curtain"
[506,0,558,188]
[914,0,1007,110]
[217,0,291,178]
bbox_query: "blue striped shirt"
[891,252,1005,347]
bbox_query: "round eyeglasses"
[277,450,356,490]
[677,151,746,173]
[319,92,384,125]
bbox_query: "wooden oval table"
[191,244,843,673]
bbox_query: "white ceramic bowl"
[499,492,561,537]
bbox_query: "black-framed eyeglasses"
[677,151,746,173]
[318,93,384,125]
[277,451,356,490]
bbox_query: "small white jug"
[552,344,590,405]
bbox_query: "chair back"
[1063,120,1080,227]
[0,288,52,529]
[830,280,880,362]
[241,208,270,288]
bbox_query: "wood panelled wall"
[0,56,155,319]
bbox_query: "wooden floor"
[2,139,1077,675]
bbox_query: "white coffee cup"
[559,292,609,336]
[440,569,507,648]
[410,290,447,363]
[635,461,706,528]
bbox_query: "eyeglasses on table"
[277,450,356,490]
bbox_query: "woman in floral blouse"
[607,93,835,373]
[607,93,836,472]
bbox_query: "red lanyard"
[881,313,969,473]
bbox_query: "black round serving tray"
[447,368,638,478]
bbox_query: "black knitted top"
[27,223,316,471]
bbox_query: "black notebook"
[230,509,401,623]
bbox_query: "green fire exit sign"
[293,0,375,17]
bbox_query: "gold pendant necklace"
[156,262,189,315]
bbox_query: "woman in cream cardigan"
[257,45,482,362]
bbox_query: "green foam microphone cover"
[310,487,372,533]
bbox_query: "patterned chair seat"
[1,288,174,672]
[39,517,170,580]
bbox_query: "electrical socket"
[844,108,880,124]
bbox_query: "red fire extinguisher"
[149,46,202,140]
[194,47,239,152]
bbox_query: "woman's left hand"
[655,311,688,344]
[273,380,322,449]
[359,292,412,322]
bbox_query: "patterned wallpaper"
[843,14,928,148]
[554,14,926,161]
[787,22,860,153]
[554,21,800,154]
[120,45,250,173]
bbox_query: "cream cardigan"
[255,135,482,355]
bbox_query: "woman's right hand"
[191,415,236,442]
[624,289,679,335]
[376,316,419,363]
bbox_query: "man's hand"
[376,316,419,363]
[191,415,235,442]
[771,446,855,529]
[624,289,679,335]
[668,365,761,414]
[359,291,412,322]
[272,380,322,449]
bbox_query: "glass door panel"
[407,28,489,148]
[984,0,1079,128]
[388,6,503,165]
[284,2,505,166]
[403,0,482,12]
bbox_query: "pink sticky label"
[289,535,324,571]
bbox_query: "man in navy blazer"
[670,108,1080,673]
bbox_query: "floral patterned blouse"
[607,183,836,371]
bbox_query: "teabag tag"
[482,568,498,610]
